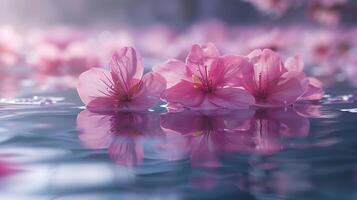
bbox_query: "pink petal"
[76,110,113,149]
[162,80,205,108]
[77,68,112,105]
[247,48,286,91]
[109,47,143,85]
[152,59,188,88]
[267,72,307,105]
[208,87,255,109]
[238,61,256,93]
[299,77,324,101]
[129,72,167,110]
[185,43,221,81]
[285,55,304,72]
[186,43,220,65]
[219,55,253,86]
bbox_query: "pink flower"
[239,49,324,106]
[77,47,166,111]
[153,43,254,110]
[77,109,163,167]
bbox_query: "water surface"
[0,87,356,200]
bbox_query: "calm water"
[0,86,356,200]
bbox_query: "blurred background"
[1,0,357,27]
[0,0,356,98]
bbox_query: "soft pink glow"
[239,49,323,106]
[77,47,166,111]
[154,43,255,110]
[160,107,316,166]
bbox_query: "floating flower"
[154,43,254,110]
[239,49,324,106]
[77,47,166,111]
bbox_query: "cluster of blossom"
[244,0,348,26]
[1,22,356,90]
[77,45,324,110]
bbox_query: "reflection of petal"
[77,110,162,167]
[161,107,313,165]
[251,107,311,154]
[293,104,322,118]
[161,109,255,167]
[109,138,144,167]
[77,110,113,149]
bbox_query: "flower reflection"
[161,107,316,167]
[161,109,255,167]
[78,104,319,168]
[250,107,310,154]
[77,109,163,167]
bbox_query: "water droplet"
[0,96,65,105]
[340,108,357,113]
[323,94,355,104]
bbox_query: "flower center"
[192,65,214,93]
[194,116,215,136]
[99,72,143,104]
[256,72,268,101]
